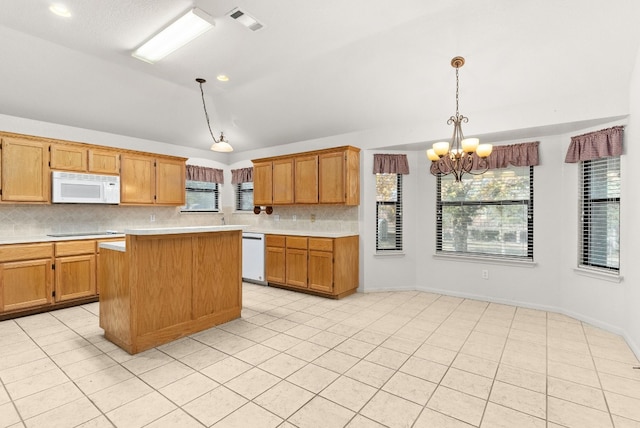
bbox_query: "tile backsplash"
[0,204,358,237]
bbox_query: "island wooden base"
[267,282,358,300]
[99,230,242,354]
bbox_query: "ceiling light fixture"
[216,75,230,82]
[426,56,493,182]
[49,4,71,18]
[132,8,215,64]
[196,78,233,153]
[228,8,264,32]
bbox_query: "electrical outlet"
[311,214,316,223]
[274,214,280,222]
[150,214,156,222]
[292,215,297,222]
[482,269,489,280]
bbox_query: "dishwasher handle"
[242,236,264,241]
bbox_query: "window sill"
[180,210,220,214]
[375,251,405,257]
[574,266,623,283]
[433,253,536,268]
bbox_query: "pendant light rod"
[196,78,233,152]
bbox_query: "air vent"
[228,8,264,31]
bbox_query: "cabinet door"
[286,248,308,288]
[295,155,318,204]
[88,149,120,174]
[120,154,155,204]
[0,137,50,202]
[55,255,96,302]
[272,158,294,205]
[50,144,87,172]
[253,161,273,206]
[0,259,53,312]
[156,157,185,205]
[318,151,345,204]
[308,250,333,293]
[266,246,286,284]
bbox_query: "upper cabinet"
[50,144,87,172]
[120,153,186,206]
[0,137,50,203]
[252,146,360,208]
[88,148,120,174]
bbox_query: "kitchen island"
[98,226,244,354]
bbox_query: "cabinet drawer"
[286,236,308,249]
[0,243,54,262]
[266,235,286,247]
[55,240,96,256]
[308,238,333,252]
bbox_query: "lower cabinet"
[54,240,96,302]
[265,234,359,298]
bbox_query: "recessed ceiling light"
[49,4,71,18]
[216,75,229,82]
[132,8,215,64]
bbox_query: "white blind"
[579,157,620,271]
[437,166,533,259]
[236,182,254,211]
[376,174,403,251]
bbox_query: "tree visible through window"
[437,166,533,259]
[183,180,219,212]
[236,182,254,211]
[376,173,402,251]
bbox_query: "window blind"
[376,174,403,251]
[236,182,254,211]
[579,157,620,271]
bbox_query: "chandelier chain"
[198,80,219,144]
[455,66,460,117]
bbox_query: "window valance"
[231,167,253,184]
[430,141,539,175]
[564,126,624,163]
[373,154,410,174]
[186,165,224,184]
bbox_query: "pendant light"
[196,78,233,152]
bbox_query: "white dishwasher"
[242,232,266,285]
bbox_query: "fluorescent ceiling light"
[132,8,215,63]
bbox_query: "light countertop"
[0,233,125,246]
[99,241,126,252]
[245,229,358,238]
[124,225,247,235]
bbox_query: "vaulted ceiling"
[1,1,638,154]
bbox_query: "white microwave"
[51,171,120,204]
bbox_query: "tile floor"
[1,283,640,428]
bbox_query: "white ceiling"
[0,0,639,154]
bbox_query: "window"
[376,173,403,251]
[236,182,254,211]
[436,166,533,259]
[579,156,620,272]
[183,180,219,212]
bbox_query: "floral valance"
[186,165,224,184]
[373,154,410,174]
[430,141,540,175]
[564,126,624,163]
[231,167,253,184]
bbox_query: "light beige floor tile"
[213,402,282,428]
[495,364,546,393]
[190,327,235,346]
[414,408,475,427]
[382,371,437,405]
[308,331,347,348]
[594,357,640,381]
[500,348,546,374]
[547,346,594,370]
[548,396,614,428]
[120,349,174,376]
[238,326,279,343]
[179,346,226,371]
[75,415,116,427]
[441,367,493,400]
[427,386,486,426]
[360,390,423,428]
[548,376,607,411]
[49,344,103,367]
[364,347,409,370]
[211,336,255,355]
[200,357,252,384]
[489,380,545,419]
[139,360,195,389]
[612,415,640,428]
[182,386,247,427]
[224,367,280,399]
[289,396,355,428]
[0,357,56,385]
[284,341,329,362]
[5,367,69,400]
[24,397,100,428]
[414,343,457,365]
[452,353,499,379]
[233,343,280,366]
[379,336,422,354]
[158,372,218,406]
[106,391,176,428]
[144,408,205,428]
[62,354,118,380]
[285,324,322,340]
[264,318,298,333]
[0,401,21,427]
[399,355,448,383]
[425,332,466,352]
[0,387,9,406]
[345,360,394,388]
[548,360,601,388]
[312,349,359,374]
[0,348,47,372]
[14,381,84,420]
[286,363,339,394]
[334,338,376,359]
[261,333,303,352]
[89,377,153,413]
[319,375,377,412]
[254,380,314,419]
[352,330,389,346]
[345,414,386,428]
[74,364,134,395]
[600,372,640,400]
[481,402,545,428]
[258,352,307,379]
[605,391,640,422]
[157,337,209,359]
[245,313,279,326]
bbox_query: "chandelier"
[196,78,233,152]
[426,56,492,181]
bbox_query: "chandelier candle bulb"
[426,149,439,161]
[433,142,450,156]
[461,137,479,153]
[476,144,493,158]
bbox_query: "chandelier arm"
[198,80,219,144]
